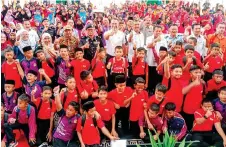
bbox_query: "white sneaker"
[39,142,48,147]
[9,141,18,147]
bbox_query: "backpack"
[38,58,55,70]
[16,104,31,121]
[37,99,52,117]
[111,57,127,75]
[81,114,97,128]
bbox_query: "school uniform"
[91,58,106,87]
[2,91,19,113]
[129,90,148,138]
[60,90,79,110]
[213,98,226,132]
[77,80,99,105]
[70,59,90,83]
[147,95,166,115]
[206,79,226,100]
[132,57,148,84]
[21,57,39,80]
[3,105,36,147]
[53,109,80,147]
[108,87,133,137]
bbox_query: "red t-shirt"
[193,109,219,131]
[183,82,205,114]
[162,77,186,112]
[76,116,104,145]
[34,98,56,119]
[70,59,90,83]
[129,90,148,121]
[207,79,226,92]
[77,81,99,96]
[132,57,148,76]
[205,56,223,73]
[41,58,55,78]
[109,57,128,74]
[94,100,116,121]
[2,62,22,89]
[147,95,166,114]
[91,59,105,78]
[108,87,133,107]
[60,90,79,110]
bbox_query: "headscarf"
[41,33,56,58]
[18,30,32,54]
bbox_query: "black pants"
[115,107,129,137]
[148,66,162,94]
[85,144,100,147]
[53,138,79,147]
[191,131,223,147]
[99,120,112,141]
[36,119,51,145]
[129,120,140,139]
[4,122,35,146]
[94,77,105,87]
[181,111,194,131]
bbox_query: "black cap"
[22,46,32,52]
[115,75,126,84]
[86,24,95,30]
[159,46,167,52]
[27,70,38,76]
[5,80,15,85]
[82,101,95,111]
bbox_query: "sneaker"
[39,142,48,147]
[9,141,18,147]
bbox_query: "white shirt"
[16,29,39,50]
[127,31,145,62]
[105,30,126,56]
[188,34,207,57]
[146,35,168,66]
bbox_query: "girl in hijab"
[1,33,11,64]
[41,33,57,58]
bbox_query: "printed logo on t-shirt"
[91,124,94,127]
[210,118,213,121]
[74,120,77,123]
[105,109,109,111]
[34,63,36,67]
[13,67,17,69]
[141,99,144,102]
[13,100,16,103]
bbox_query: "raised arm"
[39,69,52,84]
[53,86,63,111]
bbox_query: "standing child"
[107,46,128,90]
[162,102,187,141]
[91,48,107,87]
[52,86,80,147]
[55,45,72,89]
[17,58,52,98]
[139,103,163,141]
[77,101,117,147]
[36,49,56,88]
[20,46,39,79]
[108,75,133,137]
[94,86,118,140]
[2,80,19,114]
[124,77,148,138]
[182,65,206,130]
[132,47,148,88]
[77,70,99,105]
[203,43,224,82]
[2,94,36,147]
[31,86,56,146]
[2,49,23,93]
[171,41,184,65]
[68,48,90,83]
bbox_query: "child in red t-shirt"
[139,103,163,142]
[68,48,90,83]
[91,48,107,87]
[60,76,79,110]
[192,99,226,147]
[171,41,184,65]
[204,43,224,82]
[77,70,99,105]
[124,77,148,138]
[206,69,226,100]
[31,86,56,146]
[107,46,128,90]
[94,86,118,140]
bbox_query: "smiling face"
[1,33,7,43]
[171,67,183,79]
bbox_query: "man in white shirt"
[104,19,126,61]
[16,20,39,50]
[188,23,206,57]
[141,16,153,45]
[146,25,168,93]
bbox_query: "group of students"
[1,37,226,147]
